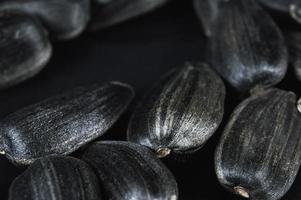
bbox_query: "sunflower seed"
[0,10,52,90]
[9,156,102,200]
[0,82,134,165]
[209,0,288,92]
[127,62,225,157]
[82,141,178,200]
[90,0,170,31]
[215,88,301,200]
[0,0,90,40]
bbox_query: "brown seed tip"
[297,98,301,114]
[234,186,249,198]
[156,148,171,158]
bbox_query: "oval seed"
[0,10,52,90]
[215,88,301,200]
[9,156,102,200]
[82,141,178,200]
[0,82,134,165]
[127,62,225,157]
[209,0,288,92]
[0,0,90,40]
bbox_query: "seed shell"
[209,0,288,92]
[127,62,225,157]
[0,82,134,165]
[90,0,170,31]
[0,10,52,90]
[0,0,91,39]
[82,141,178,200]
[9,156,102,200]
[215,88,301,200]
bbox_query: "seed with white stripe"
[9,156,102,200]
[127,62,225,157]
[215,88,301,200]
[0,82,134,165]
[82,141,178,200]
[209,0,288,92]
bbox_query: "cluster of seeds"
[1,0,301,200]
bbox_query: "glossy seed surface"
[9,156,102,200]
[215,88,301,200]
[286,31,301,81]
[128,62,225,157]
[82,141,178,200]
[0,0,90,39]
[193,0,222,37]
[209,0,288,92]
[0,11,52,90]
[0,82,134,165]
[90,0,170,31]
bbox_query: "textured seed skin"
[0,11,52,90]
[0,0,90,39]
[0,82,134,165]
[215,88,301,200]
[9,156,102,200]
[82,141,178,200]
[193,0,222,37]
[90,0,170,31]
[258,0,301,24]
[209,0,288,92]
[286,31,301,81]
[127,62,225,156]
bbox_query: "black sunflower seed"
[0,0,90,40]
[209,0,288,93]
[0,82,134,165]
[0,10,52,90]
[82,141,178,200]
[9,156,102,200]
[215,88,301,200]
[127,62,225,157]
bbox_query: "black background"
[1,0,301,199]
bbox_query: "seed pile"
[1,0,301,199]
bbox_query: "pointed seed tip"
[156,148,171,158]
[234,186,249,198]
[0,150,5,155]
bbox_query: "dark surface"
[0,0,301,199]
